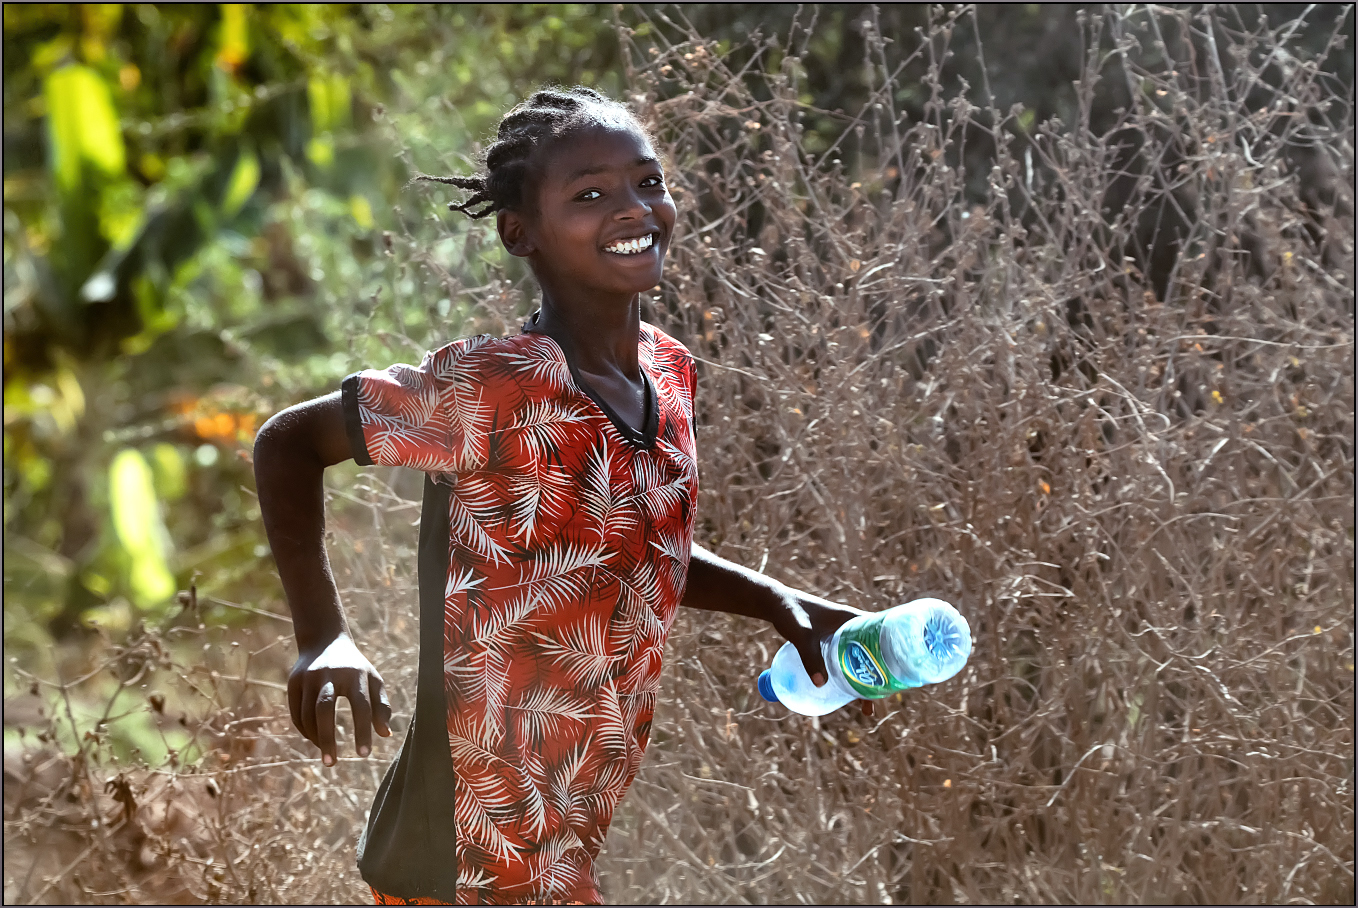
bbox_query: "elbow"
[253,406,311,479]
[254,392,351,475]
[252,413,283,481]
[253,410,289,459]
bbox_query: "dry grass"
[4,6,1353,905]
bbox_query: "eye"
[641,174,665,189]
[576,189,602,201]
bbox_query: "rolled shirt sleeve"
[340,337,490,474]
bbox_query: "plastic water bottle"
[757,598,972,716]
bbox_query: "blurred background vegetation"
[8,0,1349,660]
[2,4,1352,903]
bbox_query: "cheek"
[543,216,594,249]
[659,194,678,231]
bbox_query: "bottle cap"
[757,670,779,703]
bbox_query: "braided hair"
[412,86,649,219]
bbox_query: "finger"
[299,673,320,746]
[315,679,338,766]
[860,699,874,717]
[795,643,829,687]
[288,673,304,737]
[348,677,373,758]
[369,673,393,738]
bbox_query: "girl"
[254,86,870,906]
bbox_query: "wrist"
[294,620,348,658]
[765,583,814,639]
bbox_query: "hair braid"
[409,85,649,220]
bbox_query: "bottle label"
[835,614,910,699]
[841,641,887,690]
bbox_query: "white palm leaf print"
[621,735,646,794]
[469,587,540,650]
[648,526,691,599]
[509,687,596,752]
[615,642,663,696]
[520,748,557,840]
[593,680,628,756]
[361,411,444,470]
[580,438,639,542]
[496,541,606,615]
[525,827,587,898]
[502,344,573,389]
[655,435,697,481]
[646,338,695,416]
[444,644,512,746]
[506,454,575,545]
[651,359,692,420]
[627,453,691,519]
[447,378,491,470]
[521,747,550,804]
[608,559,664,642]
[547,739,591,818]
[454,772,524,865]
[433,333,493,381]
[456,866,498,891]
[619,689,656,734]
[450,713,546,859]
[566,755,628,832]
[445,566,483,599]
[528,617,625,688]
[449,476,511,565]
[363,362,439,422]
[480,648,513,745]
[502,398,590,460]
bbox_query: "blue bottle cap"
[757,670,779,703]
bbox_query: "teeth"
[607,234,653,254]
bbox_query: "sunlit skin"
[253,116,870,770]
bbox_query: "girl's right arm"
[253,392,392,765]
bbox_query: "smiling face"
[497,121,676,304]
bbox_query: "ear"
[497,209,536,258]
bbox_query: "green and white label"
[835,613,911,699]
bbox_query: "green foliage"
[108,448,175,613]
[3,4,630,668]
[44,64,126,194]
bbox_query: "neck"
[532,291,642,378]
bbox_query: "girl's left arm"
[682,544,874,715]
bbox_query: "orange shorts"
[372,890,451,906]
[371,889,591,906]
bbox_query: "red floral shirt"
[345,323,698,904]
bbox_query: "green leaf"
[349,194,374,229]
[306,136,335,168]
[150,442,188,501]
[215,3,251,72]
[307,71,351,134]
[221,146,260,216]
[44,64,126,194]
[109,448,175,608]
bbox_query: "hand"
[773,593,876,717]
[288,634,392,765]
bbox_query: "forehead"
[534,121,659,182]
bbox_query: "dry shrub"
[5,6,1353,905]
[595,7,1353,904]
[3,589,390,904]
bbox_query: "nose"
[614,185,651,220]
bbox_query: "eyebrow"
[566,155,661,182]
